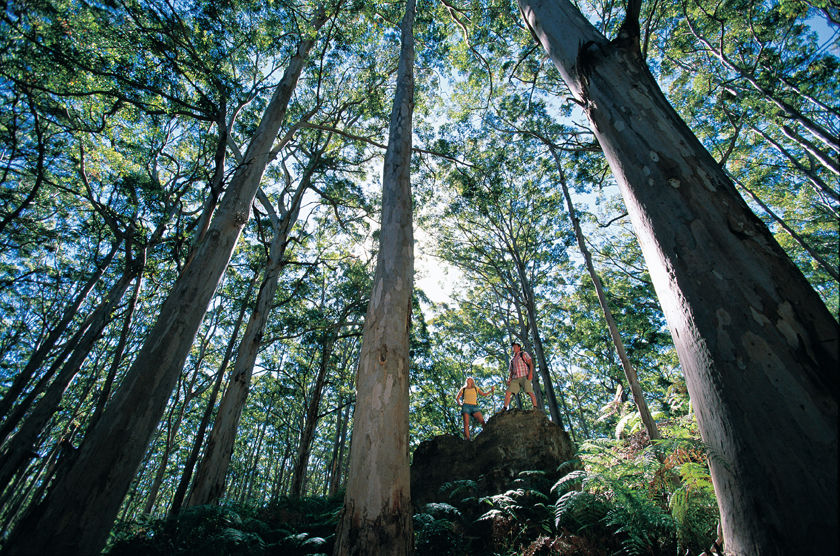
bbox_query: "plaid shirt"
[509,351,532,379]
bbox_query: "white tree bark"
[333,0,416,553]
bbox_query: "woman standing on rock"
[455,377,495,440]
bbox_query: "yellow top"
[463,387,478,405]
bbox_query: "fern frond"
[556,457,582,476]
[554,490,608,532]
[517,469,547,479]
[422,502,462,519]
[479,493,517,506]
[476,508,506,522]
[551,469,586,496]
[301,535,327,548]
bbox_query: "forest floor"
[107,416,721,555]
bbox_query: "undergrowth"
[412,413,721,555]
[107,409,719,555]
[106,496,340,556]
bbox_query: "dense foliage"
[0,0,836,551]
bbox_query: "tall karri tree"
[334,0,417,552]
[516,0,838,553]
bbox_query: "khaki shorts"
[506,376,533,395]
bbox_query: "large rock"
[410,409,575,507]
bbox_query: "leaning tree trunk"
[0,241,118,425]
[333,0,416,553]
[518,1,838,553]
[2,13,326,555]
[548,144,660,441]
[169,275,255,516]
[186,148,321,508]
[290,332,336,498]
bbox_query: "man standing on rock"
[503,342,538,411]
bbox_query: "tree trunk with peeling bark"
[333,0,416,553]
[518,1,838,553]
[2,12,326,555]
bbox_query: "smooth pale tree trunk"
[333,0,416,553]
[548,144,660,441]
[186,152,321,507]
[518,1,838,553]
[2,13,326,555]
[169,276,255,516]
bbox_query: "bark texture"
[333,0,416,553]
[2,15,325,555]
[518,1,838,553]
